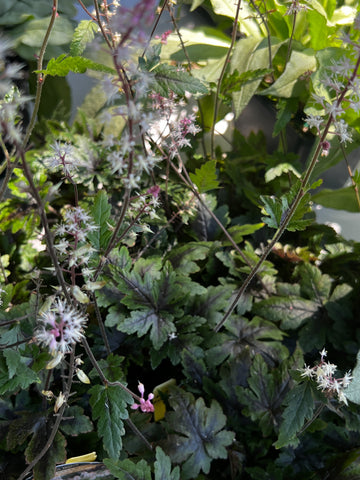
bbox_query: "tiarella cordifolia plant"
[3,1,360,480]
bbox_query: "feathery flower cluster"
[305,16,360,155]
[149,93,201,159]
[54,206,97,268]
[285,0,308,15]
[300,349,352,405]
[35,298,87,355]
[46,141,81,176]
[131,382,154,413]
[0,37,28,146]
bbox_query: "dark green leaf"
[344,350,360,405]
[104,457,151,480]
[275,381,315,448]
[0,351,40,395]
[312,187,360,213]
[154,447,180,480]
[164,241,212,275]
[151,64,208,96]
[60,406,93,436]
[252,296,319,329]
[164,387,234,479]
[89,384,133,458]
[88,190,113,250]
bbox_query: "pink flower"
[131,382,154,413]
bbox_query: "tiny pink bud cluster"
[131,382,154,413]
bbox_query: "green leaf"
[164,241,212,275]
[295,263,332,301]
[70,20,98,56]
[237,354,292,436]
[265,163,300,183]
[164,387,234,479]
[344,350,360,405]
[36,54,116,77]
[312,187,360,213]
[189,160,219,193]
[60,406,93,436]
[154,447,180,480]
[275,381,315,449]
[104,458,152,480]
[252,296,320,329]
[222,223,264,246]
[0,351,40,395]
[89,384,133,458]
[231,37,284,117]
[88,190,113,250]
[151,63,208,96]
[25,416,67,480]
[260,49,317,98]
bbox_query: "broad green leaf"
[308,10,328,49]
[189,160,219,193]
[260,49,317,98]
[265,163,300,183]
[104,458,151,480]
[10,16,73,47]
[272,98,299,137]
[344,350,360,405]
[36,54,116,77]
[70,20,98,56]
[275,382,315,448]
[7,412,43,450]
[222,223,264,246]
[313,187,360,213]
[252,296,320,329]
[165,387,234,479]
[231,37,284,117]
[154,447,180,480]
[210,0,263,37]
[88,190,113,250]
[89,384,132,458]
[295,263,332,301]
[151,63,208,96]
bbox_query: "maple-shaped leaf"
[103,457,151,480]
[164,387,234,479]
[154,446,180,480]
[236,354,292,436]
[89,384,133,458]
[0,349,40,395]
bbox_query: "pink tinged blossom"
[131,382,154,413]
[147,185,161,198]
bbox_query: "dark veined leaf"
[252,296,319,329]
[189,160,219,193]
[151,63,208,96]
[154,447,181,480]
[295,263,332,301]
[164,387,234,479]
[89,384,133,458]
[70,20,98,56]
[237,354,291,436]
[164,241,212,275]
[36,54,116,77]
[88,190,113,251]
[25,416,66,480]
[103,457,151,480]
[275,381,315,449]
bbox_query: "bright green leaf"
[189,160,219,193]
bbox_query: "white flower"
[35,299,87,355]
